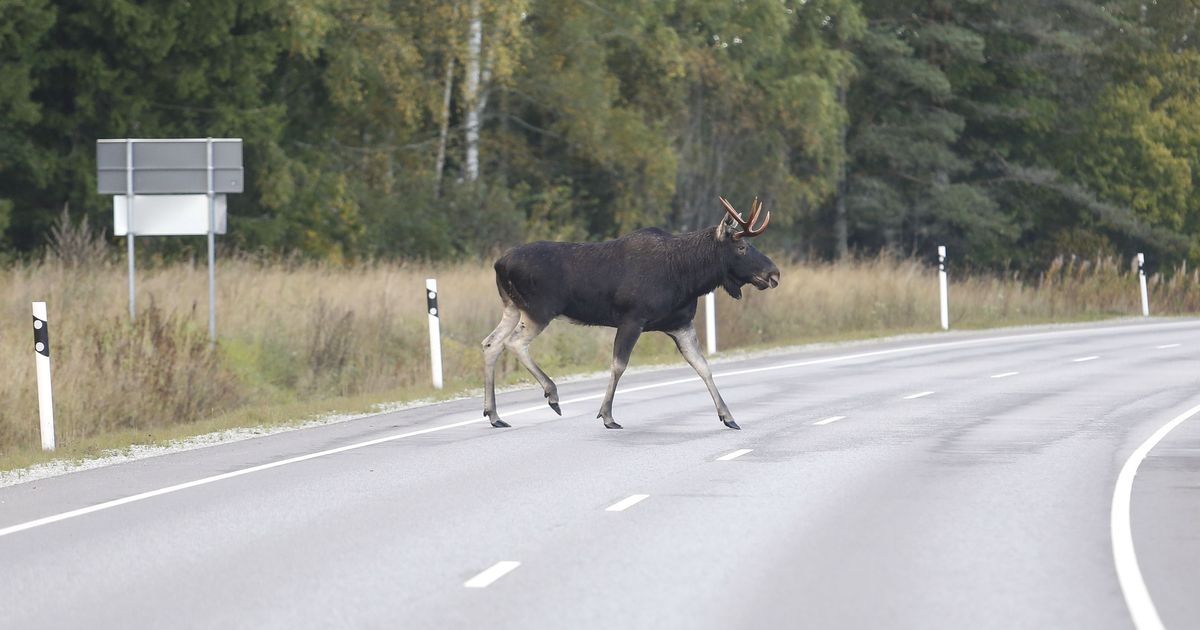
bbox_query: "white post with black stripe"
[1137,253,1149,317]
[938,245,949,330]
[426,278,443,389]
[32,302,55,451]
[705,291,717,355]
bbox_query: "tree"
[2,0,288,254]
[0,0,55,246]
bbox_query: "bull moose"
[482,196,780,429]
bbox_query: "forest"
[2,0,1199,269]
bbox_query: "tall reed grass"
[2,249,1197,466]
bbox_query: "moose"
[482,196,780,430]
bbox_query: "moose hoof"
[722,418,741,430]
[604,420,623,429]
[548,402,562,416]
[491,419,512,428]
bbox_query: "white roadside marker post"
[705,291,717,355]
[938,245,949,330]
[32,302,55,451]
[426,279,443,389]
[1137,253,1150,317]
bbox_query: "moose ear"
[715,217,737,241]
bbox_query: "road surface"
[1,319,1198,629]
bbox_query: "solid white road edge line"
[1111,400,1200,630]
[2,319,1195,538]
[903,391,934,400]
[716,449,753,461]
[464,561,521,588]
[605,494,650,512]
[1155,344,1180,349]
[990,371,1020,379]
[1073,355,1101,362]
[0,418,490,539]
[813,416,846,426]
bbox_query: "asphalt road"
[1,319,1198,629]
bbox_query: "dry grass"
[2,250,1197,469]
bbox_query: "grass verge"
[2,253,1196,473]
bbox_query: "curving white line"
[1,320,1196,538]
[1111,401,1200,630]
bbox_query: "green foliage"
[1070,46,1200,261]
[0,0,1199,269]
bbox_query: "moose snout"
[752,267,780,290]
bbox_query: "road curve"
[1,319,1198,629]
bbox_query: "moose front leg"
[597,323,642,429]
[666,324,740,429]
[482,305,521,427]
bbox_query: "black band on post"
[33,316,49,357]
[427,290,439,317]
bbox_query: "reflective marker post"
[32,302,55,451]
[426,279,443,389]
[705,292,717,355]
[938,245,949,330]
[1138,253,1150,317]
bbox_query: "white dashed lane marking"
[605,494,650,512]
[464,561,521,588]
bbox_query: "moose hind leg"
[667,325,739,429]
[483,305,521,427]
[597,323,643,429]
[505,314,561,415]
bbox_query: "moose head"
[715,196,780,299]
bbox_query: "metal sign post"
[125,139,136,319]
[98,138,243,341]
[206,138,217,341]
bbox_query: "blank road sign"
[113,194,227,236]
[97,139,243,194]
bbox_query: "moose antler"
[718,196,771,239]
